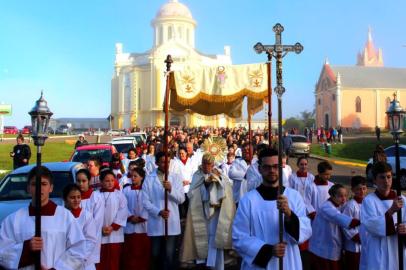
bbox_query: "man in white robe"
[142,151,185,270]
[232,147,312,270]
[360,162,406,270]
[228,143,252,204]
[0,166,86,270]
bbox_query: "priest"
[232,147,312,269]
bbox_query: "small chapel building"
[110,0,237,129]
[315,28,406,130]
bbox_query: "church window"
[186,28,190,44]
[355,96,361,112]
[385,97,391,110]
[318,98,321,105]
[178,26,182,39]
[158,26,163,45]
[332,94,335,101]
[124,74,131,112]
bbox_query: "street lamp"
[28,91,53,270]
[385,93,405,270]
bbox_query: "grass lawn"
[0,142,74,171]
[310,136,406,163]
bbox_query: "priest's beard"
[262,173,279,187]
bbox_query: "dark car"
[0,162,84,223]
[4,126,19,134]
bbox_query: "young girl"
[289,156,315,197]
[76,169,105,267]
[342,176,367,270]
[309,184,360,270]
[63,184,98,270]
[121,167,150,270]
[97,169,129,270]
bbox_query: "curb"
[310,154,367,168]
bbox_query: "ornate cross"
[254,23,303,98]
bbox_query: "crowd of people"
[0,126,405,270]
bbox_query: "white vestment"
[232,187,312,270]
[80,190,104,264]
[228,158,249,203]
[76,209,98,270]
[123,186,148,234]
[99,190,129,244]
[0,203,86,270]
[172,157,199,193]
[304,180,334,214]
[342,198,362,253]
[360,192,406,270]
[288,172,315,198]
[309,200,352,260]
[142,169,185,236]
[246,161,263,192]
[282,165,292,188]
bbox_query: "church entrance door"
[325,113,329,128]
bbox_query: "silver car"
[0,162,84,223]
[288,135,311,157]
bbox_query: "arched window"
[158,26,163,45]
[186,28,190,44]
[355,96,361,112]
[385,97,391,110]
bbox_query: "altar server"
[289,156,315,197]
[342,176,367,270]
[63,184,98,270]
[309,184,360,270]
[304,161,334,219]
[232,147,312,269]
[122,167,150,270]
[142,151,185,270]
[360,162,406,270]
[0,166,86,269]
[97,169,129,270]
[76,168,105,267]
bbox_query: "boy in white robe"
[232,147,312,270]
[342,176,367,270]
[360,162,406,270]
[309,184,360,269]
[142,151,185,270]
[0,166,86,270]
[304,161,334,220]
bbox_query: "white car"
[107,129,126,136]
[129,132,147,144]
[366,145,406,189]
[110,137,137,156]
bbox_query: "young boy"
[0,166,86,269]
[304,161,334,220]
[342,176,367,270]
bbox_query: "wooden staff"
[248,106,253,162]
[163,55,173,237]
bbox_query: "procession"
[1,0,406,270]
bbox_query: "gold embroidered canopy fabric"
[169,63,268,118]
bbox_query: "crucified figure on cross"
[253,23,303,270]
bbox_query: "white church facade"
[111,0,238,128]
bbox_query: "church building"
[110,0,236,128]
[315,28,406,130]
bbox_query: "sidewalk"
[310,154,367,168]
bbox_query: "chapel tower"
[356,27,384,67]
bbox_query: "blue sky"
[1,0,405,128]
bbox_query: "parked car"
[0,162,84,223]
[4,126,19,134]
[69,143,118,167]
[107,129,126,136]
[110,137,137,157]
[288,135,311,157]
[366,145,406,189]
[21,125,32,134]
[129,132,147,144]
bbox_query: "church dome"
[156,0,193,19]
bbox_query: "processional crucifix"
[253,23,303,270]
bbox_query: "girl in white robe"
[309,184,360,270]
[63,184,98,270]
[288,156,315,198]
[77,169,105,267]
[97,169,129,270]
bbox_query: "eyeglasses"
[261,164,279,171]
